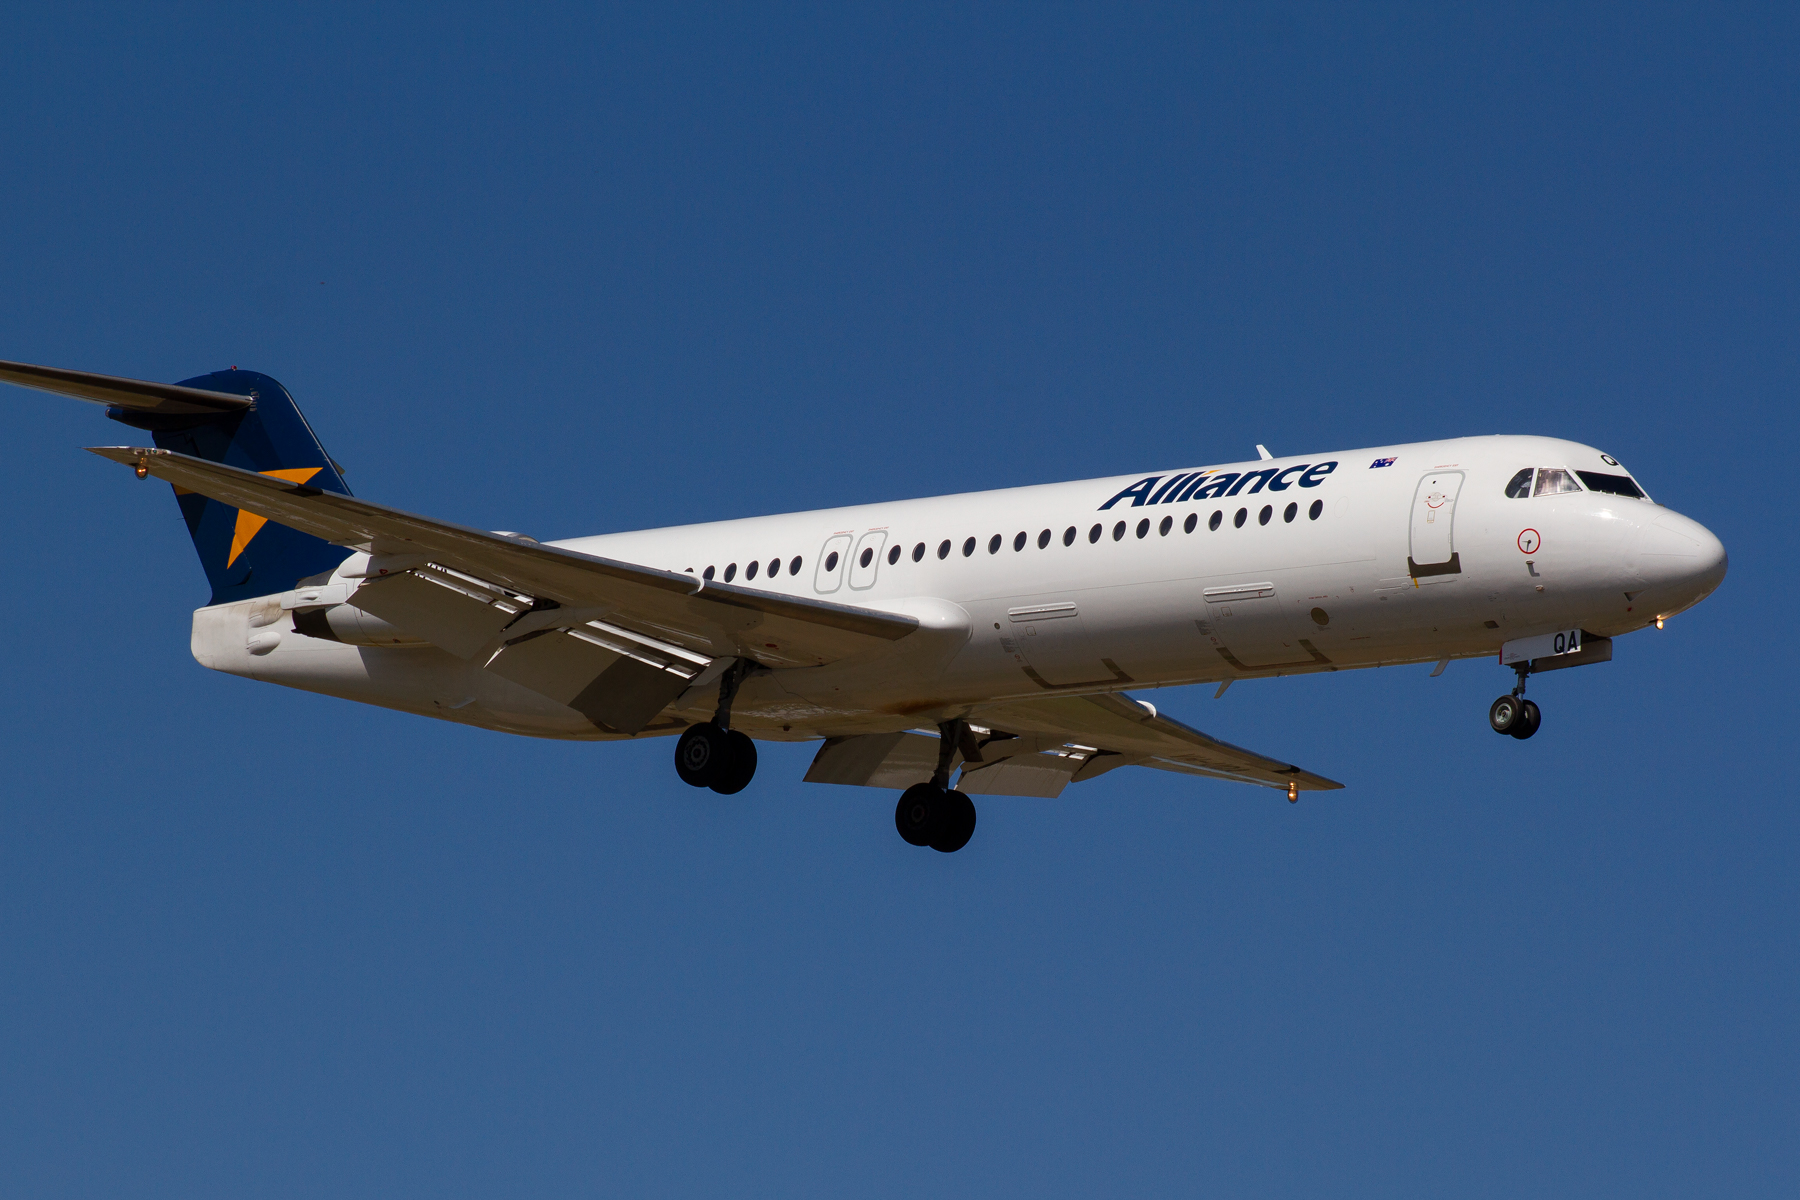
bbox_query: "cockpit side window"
[1505,468,1534,498]
[1575,470,1647,498]
[1534,467,1582,496]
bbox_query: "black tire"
[1510,700,1542,740]
[675,722,728,787]
[1489,695,1522,734]
[930,790,977,853]
[895,783,944,846]
[710,729,758,794]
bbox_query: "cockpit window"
[1505,468,1534,498]
[1575,470,1646,498]
[1534,467,1582,496]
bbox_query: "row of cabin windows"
[702,555,803,583]
[695,499,1326,582]
[1505,466,1646,499]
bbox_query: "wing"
[960,691,1342,795]
[804,691,1342,797]
[90,445,917,676]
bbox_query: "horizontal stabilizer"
[0,359,253,416]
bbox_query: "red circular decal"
[1518,528,1541,554]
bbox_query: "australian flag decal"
[1369,457,1396,468]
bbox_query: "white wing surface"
[965,691,1342,794]
[90,446,918,674]
[806,692,1342,798]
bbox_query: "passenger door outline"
[1409,471,1465,578]
[814,534,852,593]
[848,530,888,590]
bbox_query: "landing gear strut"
[895,719,978,853]
[1488,662,1542,740]
[674,660,758,793]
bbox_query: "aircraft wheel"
[675,722,729,788]
[1488,695,1522,734]
[1509,700,1542,740]
[929,790,977,854]
[710,730,758,794]
[895,783,944,846]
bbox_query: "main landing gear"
[674,660,758,794]
[895,720,979,853]
[1488,662,1543,740]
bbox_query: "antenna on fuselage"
[1255,444,1274,460]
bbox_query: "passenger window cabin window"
[913,542,926,561]
[1038,529,1051,549]
[1309,499,1322,520]
[789,555,803,575]
[703,565,715,580]
[859,547,874,568]
[963,537,976,557]
[1505,468,1534,498]
[1013,531,1027,552]
[1135,518,1149,538]
[1534,467,1582,496]
[988,534,1002,554]
[1575,470,1647,498]
[1283,502,1296,523]
[746,560,759,580]
[1089,524,1103,543]
[1233,508,1247,528]
[768,558,781,577]
[888,544,901,565]
[1159,515,1172,536]
[938,539,951,559]
[1258,505,1272,526]
[824,552,838,572]
[1209,510,1222,531]
[724,563,738,582]
[1063,526,1076,546]
[1184,513,1197,533]
[1112,521,1126,541]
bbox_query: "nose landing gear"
[1488,663,1542,740]
[674,660,759,793]
[894,719,979,853]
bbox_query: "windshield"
[1575,470,1647,498]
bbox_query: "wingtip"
[86,445,160,462]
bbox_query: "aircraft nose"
[1633,508,1728,610]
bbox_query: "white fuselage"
[190,435,1727,742]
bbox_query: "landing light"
[1656,616,1665,630]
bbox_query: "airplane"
[4,359,1727,853]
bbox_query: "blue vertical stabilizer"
[106,370,354,604]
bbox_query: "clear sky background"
[2,5,1795,1197]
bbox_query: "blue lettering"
[1098,476,1162,510]
[1148,472,1194,504]
[1176,472,1215,502]
[1267,464,1310,491]
[1297,461,1338,487]
[1190,472,1239,500]
[1226,468,1279,496]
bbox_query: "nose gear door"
[1409,471,1465,580]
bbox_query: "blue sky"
[2,5,1795,1196]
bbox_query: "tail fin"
[106,369,353,604]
